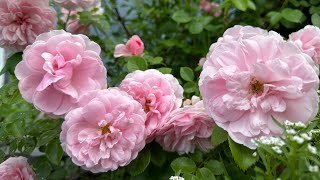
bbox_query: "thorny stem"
[113,7,132,38]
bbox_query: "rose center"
[250,79,264,94]
[100,123,111,135]
[144,99,151,112]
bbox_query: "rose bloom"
[289,25,320,65]
[55,0,101,11]
[114,35,144,57]
[0,156,36,180]
[15,30,107,116]
[120,69,183,142]
[61,8,89,34]
[0,0,56,51]
[156,96,215,155]
[60,88,147,173]
[199,25,319,149]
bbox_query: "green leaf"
[126,56,148,72]
[180,67,194,82]
[157,67,172,74]
[93,16,110,31]
[281,8,303,23]
[267,12,282,25]
[183,82,197,93]
[33,156,52,179]
[45,139,64,165]
[150,143,167,167]
[247,0,256,10]
[196,16,213,26]
[128,148,151,176]
[172,10,192,23]
[171,157,196,173]
[312,13,320,27]
[148,57,163,65]
[196,167,216,180]
[184,173,199,180]
[0,52,23,75]
[205,160,224,175]
[37,130,60,147]
[231,0,248,11]
[211,126,228,146]
[188,150,203,163]
[188,21,204,34]
[0,79,20,106]
[228,137,258,171]
[5,121,24,138]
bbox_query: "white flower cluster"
[254,136,285,154]
[284,120,306,129]
[169,176,185,180]
[308,165,319,172]
[254,136,285,146]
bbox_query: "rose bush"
[0,0,320,180]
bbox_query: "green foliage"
[126,56,148,72]
[180,67,194,82]
[228,137,259,171]
[127,148,151,176]
[1,0,320,179]
[0,52,22,75]
[171,157,197,174]
[211,126,228,146]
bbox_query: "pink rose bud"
[114,35,144,57]
[0,157,37,180]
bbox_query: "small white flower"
[300,133,312,141]
[310,129,320,134]
[285,120,294,127]
[292,135,304,144]
[317,90,320,94]
[256,136,285,146]
[286,129,297,135]
[252,152,257,157]
[295,122,306,128]
[308,144,317,155]
[272,146,282,154]
[170,176,185,180]
[308,165,319,172]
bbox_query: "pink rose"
[60,88,147,173]
[199,25,319,149]
[55,0,101,11]
[0,0,57,51]
[156,96,215,155]
[120,69,183,142]
[200,0,221,17]
[114,35,144,57]
[61,8,89,34]
[0,156,36,180]
[14,30,107,116]
[289,25,320,64]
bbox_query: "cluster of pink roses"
[200,25,320,149]
[12,30,215,173]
